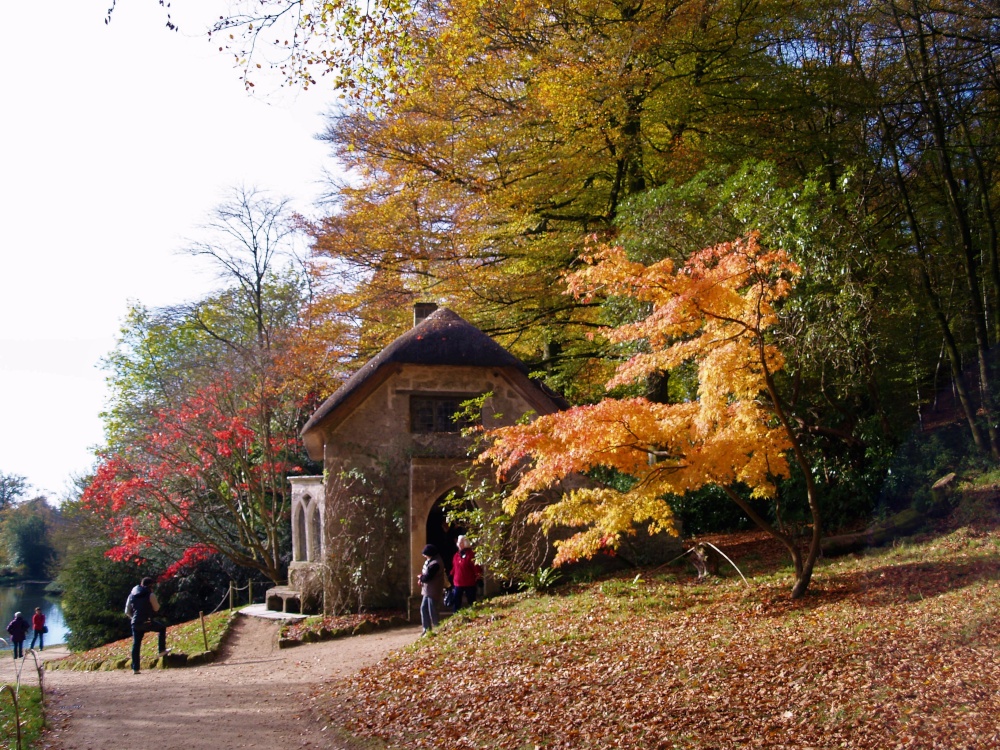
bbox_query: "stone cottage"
[272,304,564,616]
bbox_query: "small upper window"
[410,395,475,433]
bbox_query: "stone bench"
[265,586,302,614]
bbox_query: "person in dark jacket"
[29,607,45,651]
[125,576,169,674]
[6,611,29,659]
[451,535,482,610]
[418,544,450,635]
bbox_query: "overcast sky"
[0,1,339,500]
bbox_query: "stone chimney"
[413,302,438,327]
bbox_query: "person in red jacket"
[451,535,482,610]
[29,607,45,651]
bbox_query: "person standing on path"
[6,611,29,659]
[29,606,45,651]
[125,576,169,674]
[418,544,449,635]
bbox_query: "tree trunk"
[721,485,803,581]
[898,0,1000,458]
[918,264,988,450]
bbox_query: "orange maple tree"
[482,233,823,598]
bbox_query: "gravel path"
[10,615,420,750]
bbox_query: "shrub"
[58,547,148,651]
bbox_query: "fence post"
[199,611,209,652]
[23,651,44,708]
[249,580,253,606]
[0,683,22,750]
[229,581,234,612]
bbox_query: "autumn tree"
[86,188,349,583]
[122,0,1000,519]
[483,234,825,598]
[614,161,927,527]
[128,2,946,404]
[0,470,28,512]
[294,0,805,401]
[85,375,301,582]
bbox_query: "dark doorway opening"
[425,491,469,576]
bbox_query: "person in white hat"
[6,610,29,659]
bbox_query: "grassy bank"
[323,490,1000,749]
[0,686,43,749]
[47,609,238,671]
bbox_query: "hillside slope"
[324,489,1000,749]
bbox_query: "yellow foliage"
[482,234,800,563]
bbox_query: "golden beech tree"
[303,0,785,396]
[482,233,823,598]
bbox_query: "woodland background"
[5,0,1000,640]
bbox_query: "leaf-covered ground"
[323,502,1000,748]
[280,611,407,646]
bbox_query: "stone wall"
[315,363,547,613]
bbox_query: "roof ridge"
[301,307,527,438]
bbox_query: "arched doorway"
[409,456,472,600]
[424,490,470,575]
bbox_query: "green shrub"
[57,547,148,651]
[519,567,563,593]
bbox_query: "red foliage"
[83,375,303,580]
[161,544,218,580]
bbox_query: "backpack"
[125,585,153,624]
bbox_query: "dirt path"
[21,616,420,750]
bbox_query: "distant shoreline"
[0,578,60,593]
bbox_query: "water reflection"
[0,582,69,650]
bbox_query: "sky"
[0,2,340,501]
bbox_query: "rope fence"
[205,579,286,615]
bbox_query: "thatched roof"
[301,308,543,444]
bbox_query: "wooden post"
[229,581,233,611]
[0,684,22,750]
[200,611,209,652]
[249,580,253,606]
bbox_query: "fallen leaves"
[322,523,1000,749]
[280,611,406,644]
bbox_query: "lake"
[0,581,69,650]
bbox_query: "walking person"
[29,606,45,651]
[6,611,29,659]
[125,576,169,674]
[451,535,483,610]
[418,544,449,636]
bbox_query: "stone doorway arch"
[409,456,468,600]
